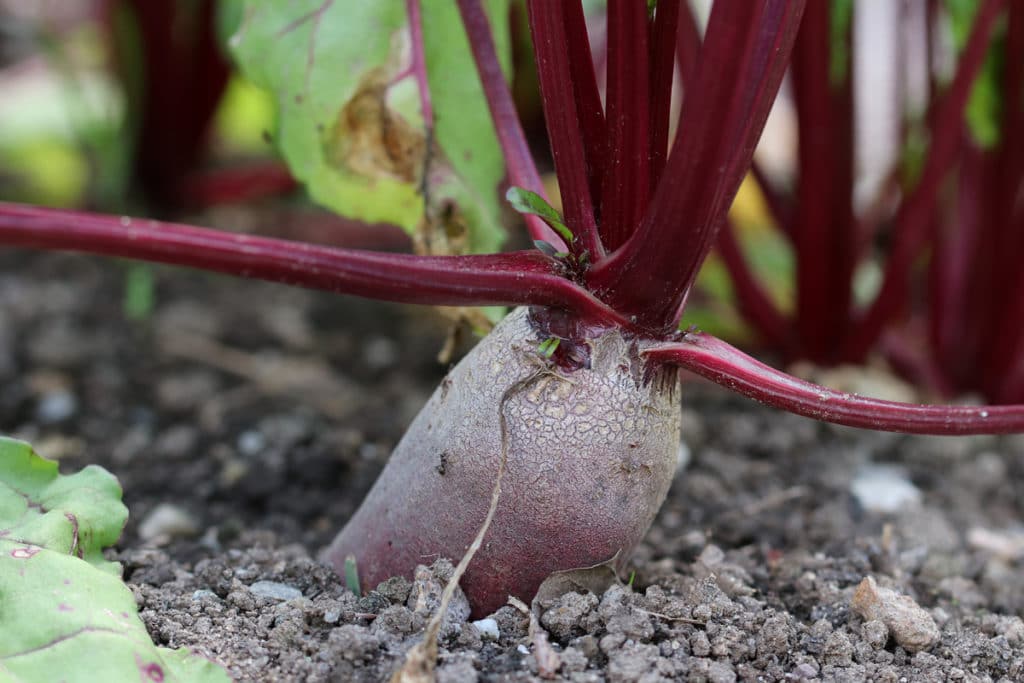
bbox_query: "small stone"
[192,589,219,602]
[237,430,266,456]
[676,441,691,471]
[472,617,500,640]
[138,503,199,542]
[850,576,939,653]
[35,390,77,423]
[850,464,921,513]
[406,560,470,637]
[249,580,303,601]
[861,619,889,649]
[791,662,818,680]
[153,425,199,459]
[363,336,399,369]
[988,615,1024,645]
[967,526,1024,560]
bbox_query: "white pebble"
[237,430,265,456]
[36,391,77,423]
[472,617,500,640]
[249,580,303,601]
[676,441,691,471]
[850,464,921,513]
[138,503,199,542]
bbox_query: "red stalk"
[673,4,793,244]
[179,162,298,209]
[599,0,652,252]
[790,1,855,362]
[675,0,701,87]
[646,334,1024,435]
[715,221,791,353]
[455,0,566,250]
[751,161,794,241]
[843,0,1005,360]
[987,3,1024,400]
[648,0,679,187]
[928,141,987,391]
[880,328,955,399]
[589,0,805,332]
[525,0,603,260]
[0,203,627,326]
[563,0,608,207]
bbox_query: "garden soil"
[1,249,1023,682]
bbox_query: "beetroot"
[325,308,680,615]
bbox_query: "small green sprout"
[537,336,561,358]
[344,554,361,596]
[506,186,574,244]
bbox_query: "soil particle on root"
[2,251,1024,681]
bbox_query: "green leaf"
[506,187,574,243]
[0,437,126,573]
[227,1,512,254]
[0,437,229,682]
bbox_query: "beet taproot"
[324,307,682,615]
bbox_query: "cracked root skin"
[324,308,682,616]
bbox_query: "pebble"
[790,662,818,680]
[153,424,199,459]
[192,589,220,602]
[472,618,500,640]
[850,576,939,652]
[967,526,1024,560]
[249,580,303,601]
[237,430,266,456]
[35,390,77,423]
[850,464,922,513]
[138,503,199,542]
[363,336,399,369]
[676,441,691,471]
[861,619,890,649]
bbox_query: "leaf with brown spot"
[228,0,513,255]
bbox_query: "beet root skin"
[324,307,682,616]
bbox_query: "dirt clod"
[851,576,940,653]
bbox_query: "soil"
[1,248,1023,682]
